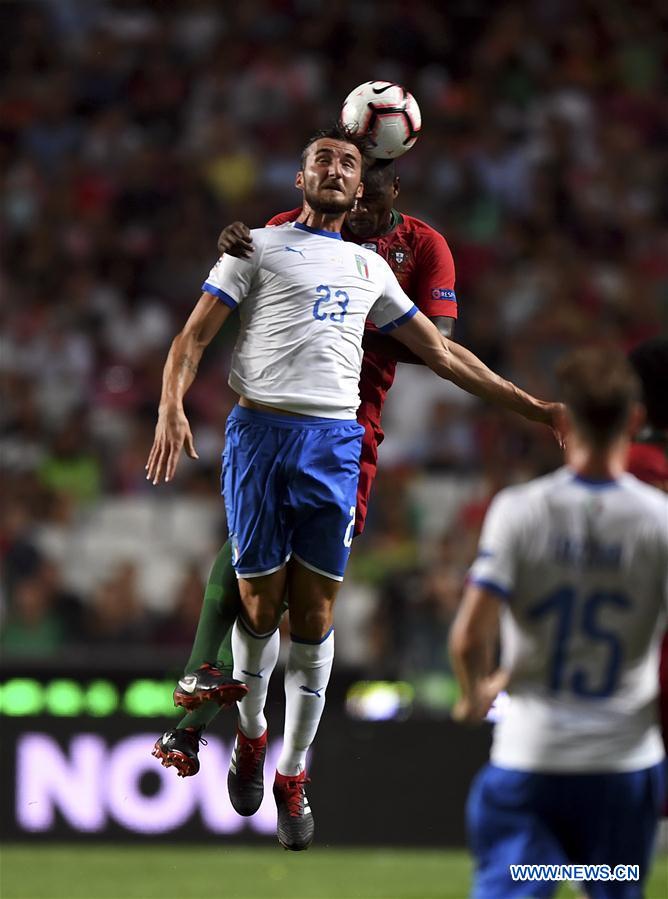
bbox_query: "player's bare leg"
[275,561,339,850]
[230,562,340,850]
[238,569,287,635]
[226,570,286,816]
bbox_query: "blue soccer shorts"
[467,762,665,899]
[222,405,364,581]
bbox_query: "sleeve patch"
[431,288,457,302]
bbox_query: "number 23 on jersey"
[312,285,350,324]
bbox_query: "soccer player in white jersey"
[146,124,563,851]
[450,347,668,898]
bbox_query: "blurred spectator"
[2,501,42,592]
[1,576,67,656]
[1,558,84,656]
[153,565,206,648]
[83,561,154,646]
[38,416,102,506]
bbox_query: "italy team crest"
[355,254,369,279]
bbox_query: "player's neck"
[297,209,346,233]
[566,435,628,481]
[377,210,397,236]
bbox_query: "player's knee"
[242,602,281,635]
[289,602,332,642]
[238,573,286,634]
[239,590,282,634]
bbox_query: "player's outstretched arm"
[146,292,233,485]
[362,315,455,363]
[393,311,564,434]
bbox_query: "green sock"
[177,540,241,731]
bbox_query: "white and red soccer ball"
[340,81,422,159]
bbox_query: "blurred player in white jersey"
[450,347,667,898]
[147,124,562,851]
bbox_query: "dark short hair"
[364,158,397,187]
[557,347,641,446]
[629,337,668,431]
[300,124,371,170]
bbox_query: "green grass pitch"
[1,846,667,899]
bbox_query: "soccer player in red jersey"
[628,337,668,814]
[153,161,559,778]
[627,338,668,490]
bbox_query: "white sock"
[276,628,335,776]
[232,618,280,739]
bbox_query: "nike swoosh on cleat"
[178,676,197,693]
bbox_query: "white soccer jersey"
[202,222,417,418]
[469,466,668,773]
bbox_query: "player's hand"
[145,406,199,485]
[217,221,254,259]
[546,402,567,450]
[452,670,508,724]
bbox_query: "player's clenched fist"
[145,405,199,485]
[217,221,254,259]
[451,671,509,724]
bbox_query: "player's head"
[628,337,668,432]
[557,347,643,449]
[296,125,369,216]
[346,160,399,240]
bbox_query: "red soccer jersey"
[627,442,668,488]
[265,208,457,532]
[627,440,668,809]
[267,208,457,316]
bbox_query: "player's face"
[296,139,364,215]
[347,176,399,240]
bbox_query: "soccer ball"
[340,81,422,159]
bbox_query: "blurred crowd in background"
[2,0,666,704]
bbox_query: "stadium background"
[1,0,666,897]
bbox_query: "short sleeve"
[368,256,418,332]
[201,252,258,309]
[413,230,457,319]
[468,490,523,601]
